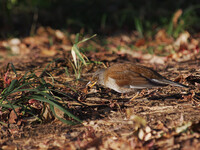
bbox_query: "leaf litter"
[0,26,200,149]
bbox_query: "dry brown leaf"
[36,26,48,36]
[8,38,21,54]
[175,122,192,134]
[46,26,55,35]
[54,106,65,119]
[55,30,65,41]
[28,99,43,109]
[19,43,30,54]
[8,107,21,124]
[174,31,190,48]
[41,48,57,56]
[42,104,54,121]
[172,9,183,27]
[155,121,165,130]
[155,29,173,44]
[9,38,21,46]
[135,38,146,47]
[121,35,132,43]
[188,38,199,50]
[10,45,20,54]
[1,145,18,150]
[142,54,166,64]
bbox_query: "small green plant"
[0,63,82,125]
[134,17,143,38]
[167,6,200,38]
[70,33,96,79]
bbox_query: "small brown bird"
[87,63,188,94]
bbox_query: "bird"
[86,63,188,99]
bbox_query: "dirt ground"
[0,30,200,149]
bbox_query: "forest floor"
[0,27,200,149]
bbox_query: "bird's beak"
[86,80,97,88]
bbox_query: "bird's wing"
[108,70,156,89]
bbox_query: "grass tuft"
[0,63,82,125]
[70,33,96,79]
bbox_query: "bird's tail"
[151,78,188,88]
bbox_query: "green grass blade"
[9,88,58,102]
[72,44,86,66]
[77,34,97,45]
[0,121,8,126]
[50,89,87,105]
[0,103,19,109]
[27,94,82,123]
[134,18,143,38]
[3,79,19,95]
[4,98,19,118]
[74,33,80,43]
[5,82,34,96]
[6,62,17,76]
[49,104,77,125]
[39,58,60,78]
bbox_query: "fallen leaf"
[172,9,182,27]
[174,31,190,49]
[28,99,43,109]
[175,122,192,134]
[135,38,146,47]
[41,48,57,56]
[142,54,166,64]
[9,108,21,124]
[55,30,65,41]
[4,71,11,86]
[9,38,21,46]
[155,29,173,44]
[10,45,20,54]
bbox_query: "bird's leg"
[120,93,131,100]
[130,91,140,101]
[120,93,125,99]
